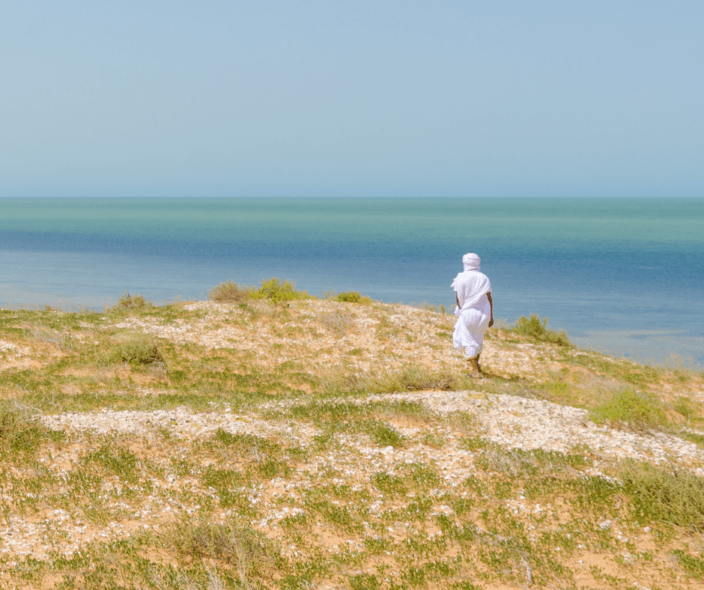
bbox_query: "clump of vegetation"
[620,460,704,530]
[510,313,571,346]
[167,518,278,586]
[255,277,310,303]
[109,333,164,366]
[110,292,153,311]
[0,404,63,456]
[336,291,372,304]
[210,277,311,304]
[209,281,256,303]
[673,550,704,576]
[589,389,668,431]
[673,395,702,424]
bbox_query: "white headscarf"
[462,253,481,271]
[452,253,491,313]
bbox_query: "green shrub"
[511,313,571,346]
[335,291,372,304]
[110,333,164,366]
[589,389,668,431]
[210,278,310,304]
[111,292,153,311]
[209,281,256,303]
[620,460,704,530]
[255,277,310,303]
[336,290,362,303]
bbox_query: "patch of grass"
[310,414,406,448]
[167,518,278,585]
[291,399,426,424]
[620,460,704,530]
[83,444,141,483]
[589,389,668,431]
[320,310,353,335]
[325,366,476,396]
[362,419,405,447]
[372,472,407,497]
[305,497,363,533]
[412,301,447,314]
[568,352,664,388]
[289,399,428,448]
[0,404,64,457]
[211,428,284,458]
[510,313,571,347]
[680,430,704,449]
[109,333,165,366]
[533,378,582,406]
[672,550,704,576]
[257,458,292,479]
[202,466,255,512]
[673,395,702,423]
[349,573,381,590]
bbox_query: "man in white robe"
[452,253,494,376]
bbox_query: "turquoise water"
[1,197,702,365]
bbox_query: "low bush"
[589,389,668,431]
[210,277,311,304]
[109,333,164,366]
[209,281,255,303]
[255,277,310,303]
[335,291,372,304]
[510,314,571,346]
[620,460,704,530]
[336,291,362,303]
[110,292,153,312]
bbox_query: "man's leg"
[467,355,481,376]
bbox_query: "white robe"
[451,270,492,357]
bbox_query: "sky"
[1,1,702,197]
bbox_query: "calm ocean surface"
[1,197,702,366]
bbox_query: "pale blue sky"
[1,1,702,197]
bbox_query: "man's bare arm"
[487,292,494,327]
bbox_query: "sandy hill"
[1,292,703,589]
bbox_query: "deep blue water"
[1,197,702,365]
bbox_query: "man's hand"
[487,292,494,327]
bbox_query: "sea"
[1,197,702,367]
